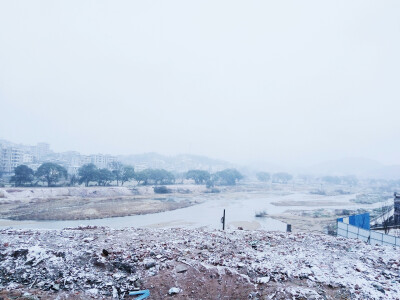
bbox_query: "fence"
[337,213,370,230]
[337,221,400,247]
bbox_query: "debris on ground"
[0,227,399,299]
[168,287,181,295]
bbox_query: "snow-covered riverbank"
[0,184,393,236]
[0,227,399,299]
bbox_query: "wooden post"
[221,209,225,230]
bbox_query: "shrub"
[255,210,268,218]
[205,188,220,193]
[153,186,171,194]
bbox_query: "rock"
[169,287,181,295]
[144,260,156,269]
[175,264,188,273]
[87,288,99,296]
[113,261,135,273]
[55,251,65,258]
[51,283,60,291]
[92,257,106,269]
[37,281,46,288]
[373,284,385,294]
[113,273,126,280]
[249,291,258,298]
[257,276,270,284]
[102,249,109,257]
[112,286,118,298]
[11,249,28,258]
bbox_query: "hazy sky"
[0,1,399,166]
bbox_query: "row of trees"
[11,163,68,187]
[78,163,176,187]
[186,169,243,186]
[255,172,358,186]
[135,169,175,185]
[10,162,244,188]
[256,172,293,184]
[78,163,135,187]
[10,162,138,187]
[77,166,243,187]
[11,163,364,188]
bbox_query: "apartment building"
[0,146,24,173]
[90,154,116,169]
[0,139,121,175]
[33,143,50,160]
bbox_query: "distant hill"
[244,161,285,173]
[117,153,234,173]
[308,157,400,179]
[371,165,400,180]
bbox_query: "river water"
[0,190,383,231]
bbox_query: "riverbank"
[0,227,398,299]
[0,184,383,233]
[0,186,207,221]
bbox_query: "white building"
[33,142,50,160]
[1,146,24,173]
[90,154,116,169]
[22,153,34,164]
[134,163,149,172]
[67,165,81,176]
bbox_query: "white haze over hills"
[120,152,400,179]
[1,136,399,179]
[244,157,400,179]
[0,1,399,169]
[306,157,400,179]
[118,152,235,173]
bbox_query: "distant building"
[22,153,34,164]
[90,154,116,169]
[0,140,53,174]
[67,165,80,176]
[134,163,149,172]
[80,155,92,165]
[0,146,23,173]
[33,143,50,160]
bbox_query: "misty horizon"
[2,136,400,178]
[1,1,399,168]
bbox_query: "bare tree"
[379,200,393,234]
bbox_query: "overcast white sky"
[0,1,399,166]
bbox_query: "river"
[0,190,383,231]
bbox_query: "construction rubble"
[0,227,399,299]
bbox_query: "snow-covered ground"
[0,227,399,299]
[0,185,207,202]
[0,187,135,201]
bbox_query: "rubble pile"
[0,227,399,299]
